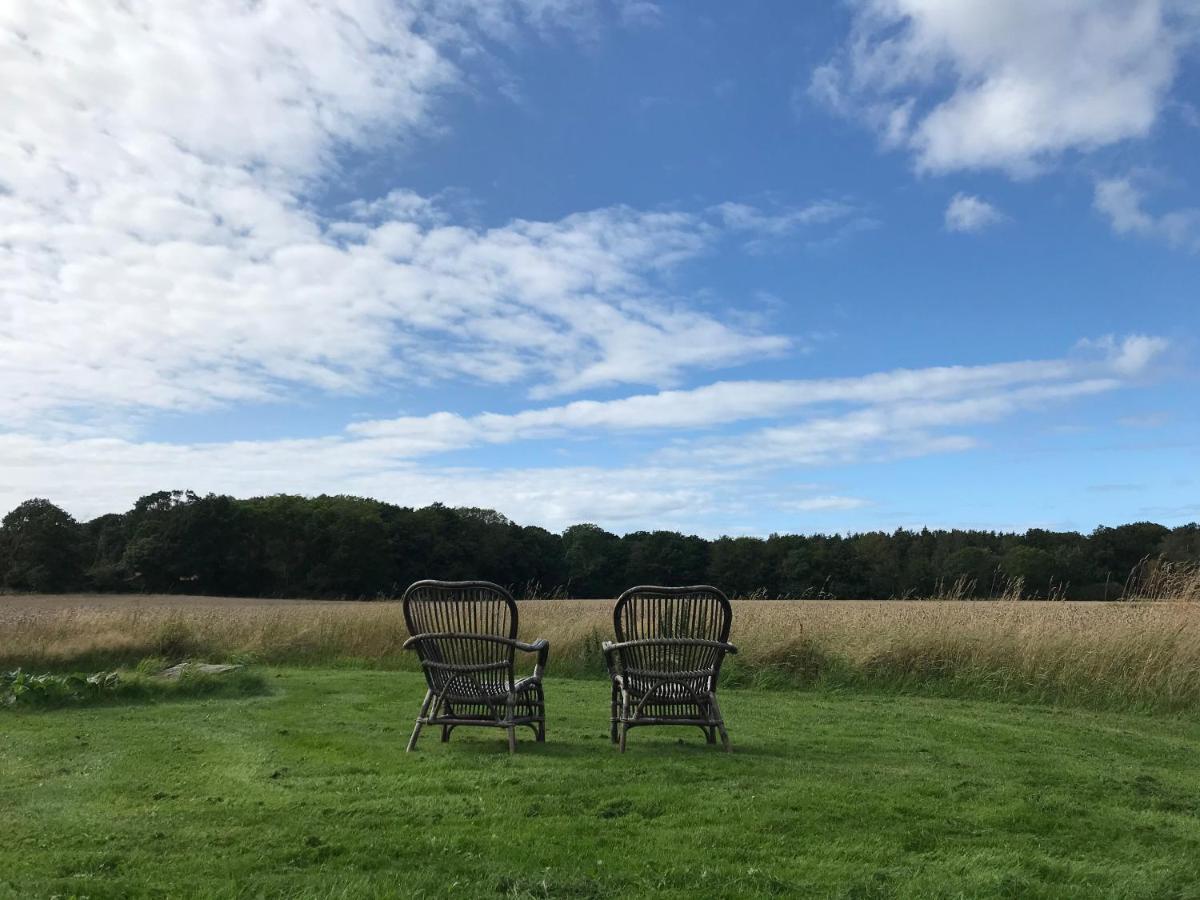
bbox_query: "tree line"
[1,491,1197,600]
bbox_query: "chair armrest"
[403,631,527,651]
[514,638,549,680]
[403,632,550,679]
[602,640,619,677]
[604,637,738,654]
[603,638,736,686]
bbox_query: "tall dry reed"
[1124,558,1200,602]
[3,594,1199,712]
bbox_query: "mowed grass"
[3,669,1200,899]
[5,594,1200,712]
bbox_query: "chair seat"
[613,673,711,704]
[440,674,541,704]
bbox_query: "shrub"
[1,666,267,710]
[2,669,120,708]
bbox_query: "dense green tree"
[708,536,773,597]
[850,532,904,598]
[938,547,1000,596]
[511,526,566,596]
[623,531,708,587]
[0,499,84,591]
[1091,522,1172,579]
[454,507,512,527]
[1159,524,1200,563]
[1000,546,1058,596]
[301,496,396,597]
[562,524,625,597]
[776,539,823,597]
[2,493,1197,600]
[118,491,267,594]
[80,512,132,591]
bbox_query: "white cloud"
[1075,334,1170,375]
[715,200,857,234]
[1094,176,1200,251]
[789,495,871,512]
[616,0,663,28]
[812,0,1195,174]
[351,334,1164,449]
[944,193,1006,232]
[0,430,724,530]
[0,0,791,427]
[672,379,1121,469]
[713,200,878,253]
[0,337,1165,530]
[344,190,446,225]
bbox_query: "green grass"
[2,671,1199,899]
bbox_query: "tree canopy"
[0,492,1195,600]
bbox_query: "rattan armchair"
[402,580,547,753]
[603,584,737,752]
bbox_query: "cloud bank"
[0,0,797,428]
[812,0,1194,175]
[0,337,1167,529]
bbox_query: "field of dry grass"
[4,593,1200,712]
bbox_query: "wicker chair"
[603,585,737,752]
[402,580,548,753]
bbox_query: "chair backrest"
[403,579,518,640]
[402,580,518,695]
[613,584,731,644]
[613,585,732,681]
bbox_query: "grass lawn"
[2,670,1199,899]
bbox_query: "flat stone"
[157,663,243,680]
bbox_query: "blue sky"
[1,0,1197,534]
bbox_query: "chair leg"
[710,693,731,752]
[406,690,432,753]
[705,726,717,744]
[406,719,424,753]
[616,688,631,751]
[535,685,546,741]
[505,695,517,754]
[610,683,619,744]
[441,724,452,743]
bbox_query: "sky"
[1,0,1198,536]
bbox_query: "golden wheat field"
[3,593,1200,711]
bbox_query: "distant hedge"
[1,491,1196,600]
